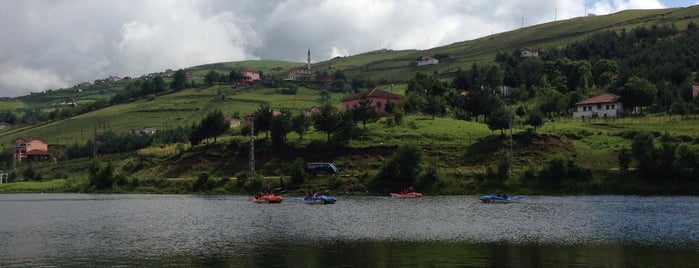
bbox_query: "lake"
[1,194,698,267]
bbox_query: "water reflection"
[1,194,698,267]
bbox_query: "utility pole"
[249,117,255,178]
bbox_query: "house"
[341,88,404,115]
[11,138,50,162]
[0,121,12,130]
[573,93,624,119]
[692,85,699,98]
[520,47,541,58]
[300,106,323,117]
[129,127,158,136]
[240,68,260,81]
[224,116,242,128]
[417,56,439,66]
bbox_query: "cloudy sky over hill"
[0,0,697,98]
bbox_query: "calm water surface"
[1,194,698,267]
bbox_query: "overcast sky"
[0,0,697,98]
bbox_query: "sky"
[0,0,697,98]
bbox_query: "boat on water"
[389,192,423,198]
[479,194,525,203]
[295,195,337,204]
[251,194,283,203]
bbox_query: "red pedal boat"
[389,192,423,198]
[251,194,283,203]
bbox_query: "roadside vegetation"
[1,8,699,195]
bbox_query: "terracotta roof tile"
[575,93,621,105]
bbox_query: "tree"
[351,95,379,128]
[312,103,340,142]
[617,148,631,171]
[525,108,544,132]
[592,59,619,87]
[291,114,310,140]
[170,69,187,91]
[631,132,658,175]
[270,109,292,147]
[254,103,273,138]
[197,109,229,143]
[152,75,166,95]
[486,104,511,135]
[204,70,220,86]
[619,76,657,114]
[375,142,423,191]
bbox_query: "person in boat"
[305,191,313,200]
[408,185,415,193]
[255,191,264,199]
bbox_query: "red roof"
[12,138,48,144]
[341,88,404,102]
[25,149,49,156]
[575,93,621,105]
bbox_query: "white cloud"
[0,0,695,97]
[0,62,70,96]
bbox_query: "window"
[376,101,382,108]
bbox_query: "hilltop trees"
[189,109,229,145]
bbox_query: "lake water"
[1,194,698,267]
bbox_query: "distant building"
[300,106,324,117]
[692,85,699,98]
[0,122,12,130]
[573,93,624,119]
[224,116,242,128]
[287,49,314,81]
[417,56,439,66]
[341,88,404,115]
[11,138,50,162]
[129,127,158,136]
[520,47,541,58]
[240,68,261,81]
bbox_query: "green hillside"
[1,6,698,195]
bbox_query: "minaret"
[307,49,311,71]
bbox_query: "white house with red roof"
[417,56,439,66]
[341,88,404,115]
[11,138,50,162]
[573,93,624,119]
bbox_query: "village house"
[520,47,541,58]
[300,106,323,117]
[573,93,624,119]
[341,88,404,115]
[0,121,12,130]
[224,116,242,128]
[417,56,439,66]
[11,138,50,162]
[129,127,158,136]
[692,85,699,98]
[240,68,261,81]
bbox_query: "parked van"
[305,162,339,175]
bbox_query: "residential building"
[341,88,404,115]
[692,85,699,98]
[573,93,624,119]
[417,56,439,66]
[0,122,12,130]
[240,68,260,81]
[129,127,158,136]
[520,47,541,58]
[11,138,50,162]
